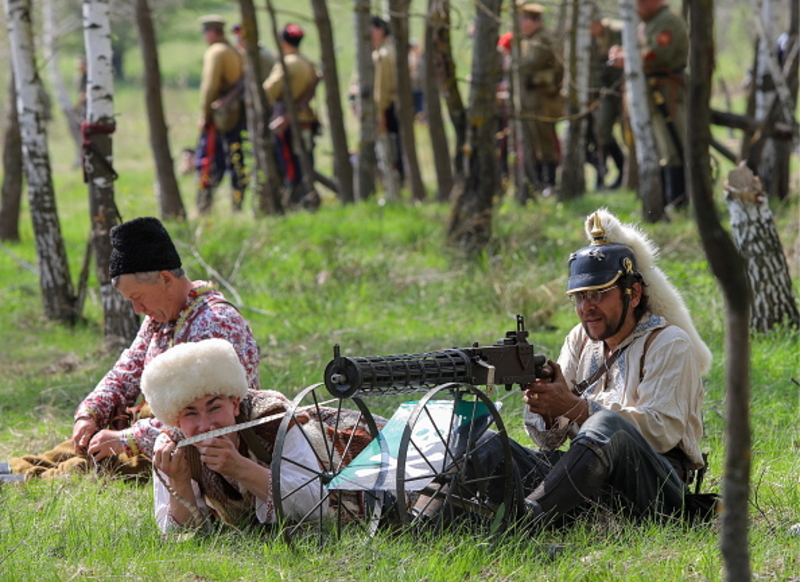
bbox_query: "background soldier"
[610,0,688,208]
[518,3,564,198]
[588,11,625,190]
[371,16,404,189]
[196,15,248,214]
[263,23,321,208]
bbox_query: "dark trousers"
[475,410,687,521]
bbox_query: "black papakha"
[109,216,182,278]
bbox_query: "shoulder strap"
[639,325,670,381]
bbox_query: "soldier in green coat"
[518,3,564,197]
[588,13,625,190]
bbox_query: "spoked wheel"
[272,383,388,545]
[396,383,515,536]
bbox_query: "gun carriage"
[271,315,551,543]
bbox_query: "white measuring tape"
[175,396,340,448]
[175,411,286,448]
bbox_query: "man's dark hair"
[371,15,390,36]
[620,273,649,320]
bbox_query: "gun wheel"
[272,383,387,546]
[396,383,515,536]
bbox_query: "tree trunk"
[134,0,185,221]
[753,0,778,199]
[354,0,377,201]
[560,0,589,200]
[238,0,284,216]
[83,0,139,343]
[447,0,501,256]
[311,0,354,204]
[428,0,466,179]
[389,0,426,202]
[42,0,82,167]
[265,0,319,209]
[424,3,453,202]
[5,0,77,324]
[724,165,799,332]
[509,2,528,203]
[687,3,752,581]
[619,0,663,222]
[1,73,22,242]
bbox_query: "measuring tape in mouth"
[176,412,286,448]
[175,397,339,448]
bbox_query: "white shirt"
[524,314,705,468]
[153,425,325,532]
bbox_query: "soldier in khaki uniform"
[518,3,564,197]
[372,16,404,186]
[588,13,625,190]
[196,15,247,214]
[610,0,688,207]
[263,24,320,207]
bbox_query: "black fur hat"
[108,217,181,278]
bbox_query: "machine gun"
[324,315,552,398]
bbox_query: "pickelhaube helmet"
[566,213,638,294]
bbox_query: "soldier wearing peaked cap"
[196,14,248,214]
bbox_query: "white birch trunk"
[619,0,663,222]
[4,0,76,323]
[84,0,138,344]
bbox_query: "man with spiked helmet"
[515,208,713,525]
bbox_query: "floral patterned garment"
[74,281,260,458]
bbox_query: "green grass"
[2,2,800,580]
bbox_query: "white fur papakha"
[585,208,713,375]
[141,338,248,427]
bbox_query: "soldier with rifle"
[609,0,688,208]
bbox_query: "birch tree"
[447,0,501,256]
[560,0,590,200]
[1,74,22,242]
[619,0,663,222]
[83,0,138,344]
[311,0,354,204]
[134,0,185,221]
[5,0,76,323]
[724,163,799,333]
[687,3,751,580]
[354,0,377,200]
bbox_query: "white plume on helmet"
[584,208,712,375]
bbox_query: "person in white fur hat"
[143,338,322,532]
[433,209,715,527]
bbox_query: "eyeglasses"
[569,285,618,307]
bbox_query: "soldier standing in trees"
[518,3,564,198]
[263,24,321,208]
[196,15,248,214]
[588,10,625,190]
[609,0,688,208]
[371,16,404,187]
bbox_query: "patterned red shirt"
[74,281,260,458]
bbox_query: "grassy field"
[1,1,800,580]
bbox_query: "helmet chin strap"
[611,287,633,339]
